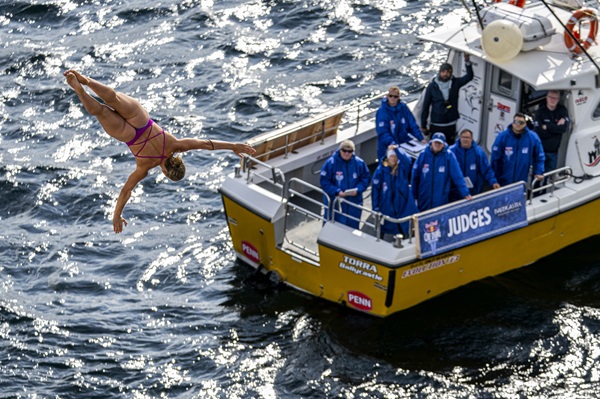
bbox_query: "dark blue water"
[2,0,600,397]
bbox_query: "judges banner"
[415,183,528,259]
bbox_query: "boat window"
[593,100,600,119]
[491,68,518,100]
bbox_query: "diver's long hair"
[165,154,185,181]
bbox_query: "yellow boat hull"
[222,189,600,317]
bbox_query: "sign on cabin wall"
[581,133,600,171]
[414,184,528,259]
[457,55,485,142]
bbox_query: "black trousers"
[430,124,457,146]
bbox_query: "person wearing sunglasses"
[375,86,425,161]
[533,90,570,173]
[320,140,371,229]
[420,54,474,145]
[491,112,545,187]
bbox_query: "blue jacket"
[421,63,474,128]
[490,125,545,186]
[449,141,498,198]
[320,150,371,228]
[371,148,418,234]
[376,97,423,160]
[411,144,470,212]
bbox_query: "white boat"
[219,0,600,317]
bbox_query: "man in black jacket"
[533,90,570,173]
[420,54,474,145]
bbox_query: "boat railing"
[527,165,573,204]
[282,178,329,257]
[380,214,415,244]
[332,197,414,244]
[284,178,329,219]
[246,93,384,162]
[237,154,286,196]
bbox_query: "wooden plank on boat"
[249,109,346,161]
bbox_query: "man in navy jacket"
[420,54,474,145]
[376,86,425,160]
[320,140,371,229]
[449,129,500,201]
[491,112,545,186]
[411,133,472,212]
[533,90,570,173]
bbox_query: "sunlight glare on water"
[2,0,600,397]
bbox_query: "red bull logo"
[347,291,372,311]
[423,220,441,255]
[425,220,439,233]
[241,241,259,263]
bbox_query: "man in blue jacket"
[420,54,474,145]
[376,86,425,160]
[320,140,371,229]
[411,133,472,212]
[449,129,500,201]
[371,145,418,238]
[491,112,545,186]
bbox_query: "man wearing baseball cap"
[412,133,472,212]
[420,54,474,145]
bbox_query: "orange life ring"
[493,0,526,7]
[564,8,599,54]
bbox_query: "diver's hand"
[113,215,128,234]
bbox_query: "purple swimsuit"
[126,119,167,160]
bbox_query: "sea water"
[2,1,600,397]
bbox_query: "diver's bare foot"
[63,69,90,85]
[65,71,85,94]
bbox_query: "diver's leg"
[65,71,134,142]
[64,70,150,129]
